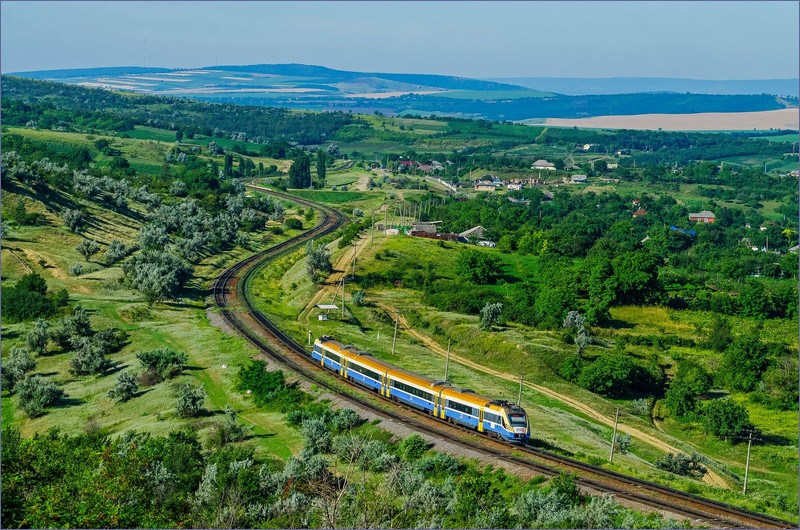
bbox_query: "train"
[312,336,530,443]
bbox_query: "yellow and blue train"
[312,336,530,443]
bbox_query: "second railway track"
[213,187,793,529]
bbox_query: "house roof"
[458,225,485,238]
[532,159,555,167]
[689,210,715,218]
[632,208,647,217]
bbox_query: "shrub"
[175,384,205,417]
[236,360,307,410]
[456,251,502,285]
[69,263,84,276]
[2,273,57,323]
[479,301,503,330]
[718,334,769,392]
[328,408,364,432]
[1,347,37,393]
[284,217,303,230]
[211,406,251,446]
[399,433,430,461]
[577,354,641,397]
[300,417,331,454]
[16,375,65,418]
[108,371,138,402]
[105,240,129,264]
[136,347,188,381]
[75,239,100,262]
[700,398,754,439]
[69,337,109,375]
[559,356,584,382]
[61,208,84,232]
[414,453,465,478]
[655,453,706,478]
[25,318,51,356]
[351,289,366,306]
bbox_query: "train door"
[382,374,389,397]
[340,358,347,377]
[478,408,484,433]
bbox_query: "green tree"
[1,347,37,393]
[75,239,100,262]
[306,241,332,280]
[701,398,754,439]
[610,251,662,304]
[108,371,139,402]
[137,347,189,381]
[16,375,64,418]
[718,333,769,392]
[704,316,732,352]
[176,384,206,418]
[479,302,503,330]
[122,250,192,305]
[578,354,639,397]
[25,318,51,356]
[456,251,502,284]
[289,154,312,189]
[316,150,327,187]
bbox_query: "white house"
[532,159,556,171]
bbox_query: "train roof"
[318,337,395,373]
[385,365,442,391]
[441,386,493,407]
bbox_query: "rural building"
[607,163,619,169]
[418,164,433,173]
[411,221,441,234]
[477,240,496,248]
[532,159,556,170]
[599,177,620,183]
[459,226,486,241]
[507,183,523,191]
[474,180,498,191]
[431,160,444,171]
[632,208,647,218]
[542,190,554,200]
[570,174,588,183]
[688,210,716,223]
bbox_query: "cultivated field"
[542,109,799,131]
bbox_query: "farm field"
[542,108,800,131]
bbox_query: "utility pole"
[516,373,524,405]
[341,277,345,319]
[743,431,753,494]
[391,312,399,355]
[371,209,375,244]
[609,407,620,462]
[352,239,357,276]
[444,338,451,381]
[307,329,312,346]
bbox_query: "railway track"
[214,188,793,529]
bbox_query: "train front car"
[500,402,530,442]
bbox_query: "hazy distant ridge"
[487,77,799,97]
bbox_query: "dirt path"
[376,302,729,489]
[354,174,371,191]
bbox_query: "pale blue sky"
[2,1,797,79]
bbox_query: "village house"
[632,208,647,218]
[506,183,524,191]
[417,164,433,174]
[474,180,497,192]
[570,174,588,184]
[531,159,556,171]
[688,210,716,223]
[431,160,444,171]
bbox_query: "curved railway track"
[213,188,793,529]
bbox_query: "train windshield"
[509,414,527,426]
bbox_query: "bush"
[578,354,645,397]
[284,217,303,230]
[175,384,205,417]
[25,318,51,355]
[105,240,129,264]
[108,371,138,402]
[1,347,37,393]
[479,301,503,330]
[718,334,769,392]
[136,347,188,381]
[456,251,502,285]
[69,337,110,375]
[236,360,307,410]
[61,208,84,232]
[69,263,84,276]
[399,433,430,461]
[300,417,331,454]
[351,289,366,306]
[211,406,251,447]
[328,408,364,432]
[414,453,465,478]
[559,356,584,382]
[700,398,754,439]
[655,453,706,478]
[75,239,100,262]
[16,375,65,418]
[2,273,57,323]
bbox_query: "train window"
[391,380,433,402]
[447,400,475,416]
[313,344,323,354]
[509,413,527,426]
[484,411,501,424]
[349,362,381,381]
[324,350,341,364]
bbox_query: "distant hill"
[6,64,798,122]
[485,77,800,98]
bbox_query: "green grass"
[286,190,372,204]
[123,126,177,142]
[0,183,304,459]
